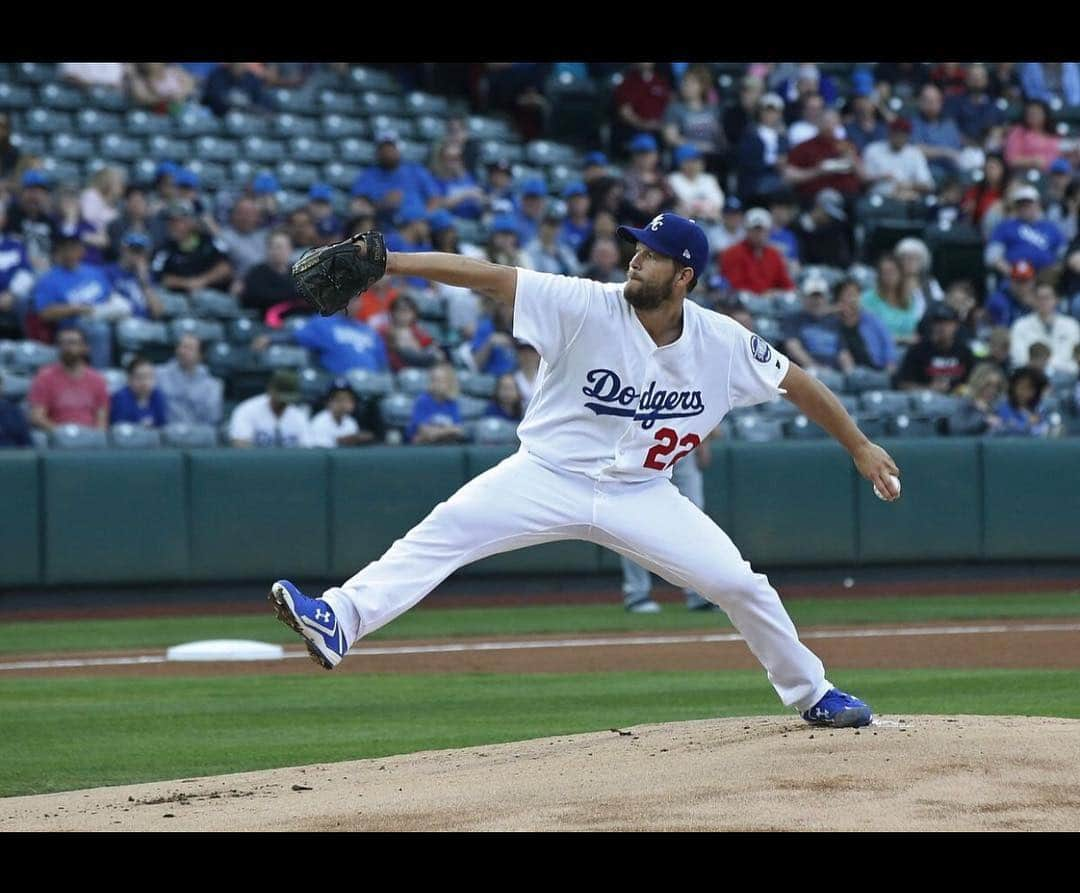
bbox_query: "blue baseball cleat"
[268,579,347,670]
[802,688,873,728]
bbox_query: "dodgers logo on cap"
[615,212,709,282]
[750,334,772,363]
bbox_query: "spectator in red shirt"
[961,153,1008,228]
[719,208,795,296]
[614,63,672,150]
[378,294,444,372]
[27,327,109,432]
[783,108,865,203]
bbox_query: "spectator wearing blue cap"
[558,182,593,256]
[525,202,580,277]
[668,144,724,223]
[351,131,439,229]
[624,134,673,224]
[946,64,1005,147]
[151,201,233,294]
[707,196,746,257]
[385,203,433,292]
[429,141,485,221]
[482,158,516,217]
[306,183,343,243]
[4,170,55,272]
[173,167,208,217]
[104,232,165,319]
[613,64,672,151]
[662,66,726,175]
[582,152,609,182]
[251,172,282,226]
[217,195,269,280]
[483,215,527,270]
[512,179,548,245]
[201,62,269,117]
[736,92,790,205]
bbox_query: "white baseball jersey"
[511,267,790,482]
[307,410,360,448]
[228,394,310,447]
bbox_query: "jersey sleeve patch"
[749,333,772,363]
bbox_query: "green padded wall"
[982,439,1080,558]
[42,450,188,584]
[188,449,330,581]
[328,446,467,579]
[857,438,982,562]
[0,452,41,586]
[728,441,858,565]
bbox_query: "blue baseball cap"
[616,212,709,282]
[175,167,199,189]
[562,181,587,198]
[252,172,280,195]
[852,69,875,98]
[490,215,520,237]
[427,209,455,233]
[520,178,547,198]
[308,183,333,202]
[155,160,179,180]
[583,151,608,167]
[22,170,49,188]
[629,133,659,154]
[1049,157,1073,175]
[122,231,152,250]
[673,144,702,166]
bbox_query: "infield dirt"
[4,715,1078,831]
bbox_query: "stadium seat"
[853,412,887,439]
[398,141,430,165]
[360,91,404,116]
[395,367,430,395]
[760,399,799,420]
[298,367,331,402]
[155,290,191,318]
[837,393,860,415]
[205,342,255,375]
[9,133,46,156]
[347,67,402,94]
[784,414,828,439]
[188,289,241,320]
[338,138,377,165]
[317,90,359,115]
[810,367,845,392]
[459,396,489,422]
[260,344,309,369]
[110,423,162,449]
[379,392,416,429]
[290,137,335,164]
[861,390,911,416]
[77,109,123,135]
[38,82,83,110]
[321,114,368,139]
[469,417,519,445]
[0,372,30,399]
[85,85,127,112]
[102,368,127,395]
[161,423,218,448]
[1049,369,1079,396]
[0,83,35,110]
[24,109,73,134]
[224,110,270,137]
[98,133,144,162]
[457,371,496,398]
[241,136,287,164]
[454,218,486,246]
[273,113,320,139]
[345,369,395,398]
[887,413,938,437]
[123,109,174,136]
[15,62,56,84]
[275,160,321,190]
[468,115,514,141]
[908,391,963,418]
[845,367,893,393]
[37,157,81,185]
[371,115,417,140]
[732,414,784,442]
[144,135,189,163]
[51,424,108,450]
[185,160,228,191]
[174,108,222,137]
[227,318,267,344]
[171,318,225,344]
[861,219,927,263]
[6,341,58,374]
[322,162,356,190]
[741,293,778,317]
[480,140,524,165]
[194,135,238,163]
[50,133,95,161]
[116,318,172,353]
[404,92,450,117]
[526,141,579,167]
[30,429,49,449]
[923,224,986,293]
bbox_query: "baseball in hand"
[873,474,901,501]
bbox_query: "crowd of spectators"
[2,60,1080,450]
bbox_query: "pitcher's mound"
[4,715,1079,831]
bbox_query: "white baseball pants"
[322,449,832,712]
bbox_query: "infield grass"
[2,668,1078,797]
[1,590,1078,655]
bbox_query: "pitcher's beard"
[624,277,674,311]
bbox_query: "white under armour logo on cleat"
[315,608,331,623]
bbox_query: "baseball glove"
[291,231,387,316]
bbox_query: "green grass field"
[1,590,1078,797]
[1,590,1078,655]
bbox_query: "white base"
[166,639,285,662]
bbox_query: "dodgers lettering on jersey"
[511,268,789,482]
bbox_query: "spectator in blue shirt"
[833,277,898,373]
[1020,63,1080,108]
[33,234,120,368]
[406,362,466,444]
[737,92,789,204]
[470,295,518,376]
[0,202,35,338]
[992,366,1052,436]
[0,370,31,447]
[781,275,853,373]
[985,186,1066,278]
[559,182,593,255]
[986,260,1039,327]
[483,158,517,217]
[351,130,439,228]
[512,178,549,246]
[109,354,168,427]
[202,63,269,117]
[104,232,165,319]
[429,141,486,220]
[768,191,801,271]
[947,64,1005,146]
[844,77,888,155]
[292,311,389,375]
[911,84,964,181]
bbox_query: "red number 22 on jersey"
[643,426,701,471]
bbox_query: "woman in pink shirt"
[1004,100,1061,171]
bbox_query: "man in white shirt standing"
[229,370,311,447]
[271,213,902,730]
[862,118,935,200]
[307,379,375,448]
[1010,284,1080,375]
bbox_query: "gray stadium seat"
[273,114,320,139]
[0,372,30,399]
[0,83,35,110]
[185,160,227,191]
[1049,369,1078,396]
[908,391,963,418]
[732,414,784,442]
[124,109,174,136]
[85,85,127,112]
[468,115,514,141]
[230,160,256,184]
[102,368,127,395]
[742,293,778,317]
[810,367,845,392]
[853,412,887,439]
[784,414,828,439]
[469,416,519,445]
[51,424,108,450]
[458,371,496,398]
[318,90,359,115]
[50,133,95,160]
[110,423,162,449]
[98,133,144,162]
[760,399,799,420]
[411,292,446,321]
[321,114,368,140]
[290,137,335,164]
[361,92,404,116]
[398,141,430,165]
[170,318,225,344]
[9,133,46,156]
[754,317,782,345]
[480,140,524,165]
[242,136,287,164]
[275,161,321,190]
[298,367,331,402]
[37,157,81,184]
[861,390,911,415]
[162,422,218,448]
[30,429,49,449]
[155,290,191,319]
[322,162,355,190]
[195,136,238,163]
[405,92,450,117]
[845,367,893,393]
[347,67,401,94]
[224,110,270,137]
[345,369,395,398]
[174,108,222,137]
[526,141,579,167]
[379,392,416,428]
[395,367,430,395]
[7,341,58,374]
[38,82,83,110]
[887,413,938,437]
[260,344,309,369]
[191,289,243,319]
[837,394,860,415]
[205,342,255,375]
[371,115,417,140]
[271,88,316,115]
[339,138,376,165]
[78,109,122,135]
[228,318,268,344]
[16,62,56,84]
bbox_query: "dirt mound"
[4,715,1078,831]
